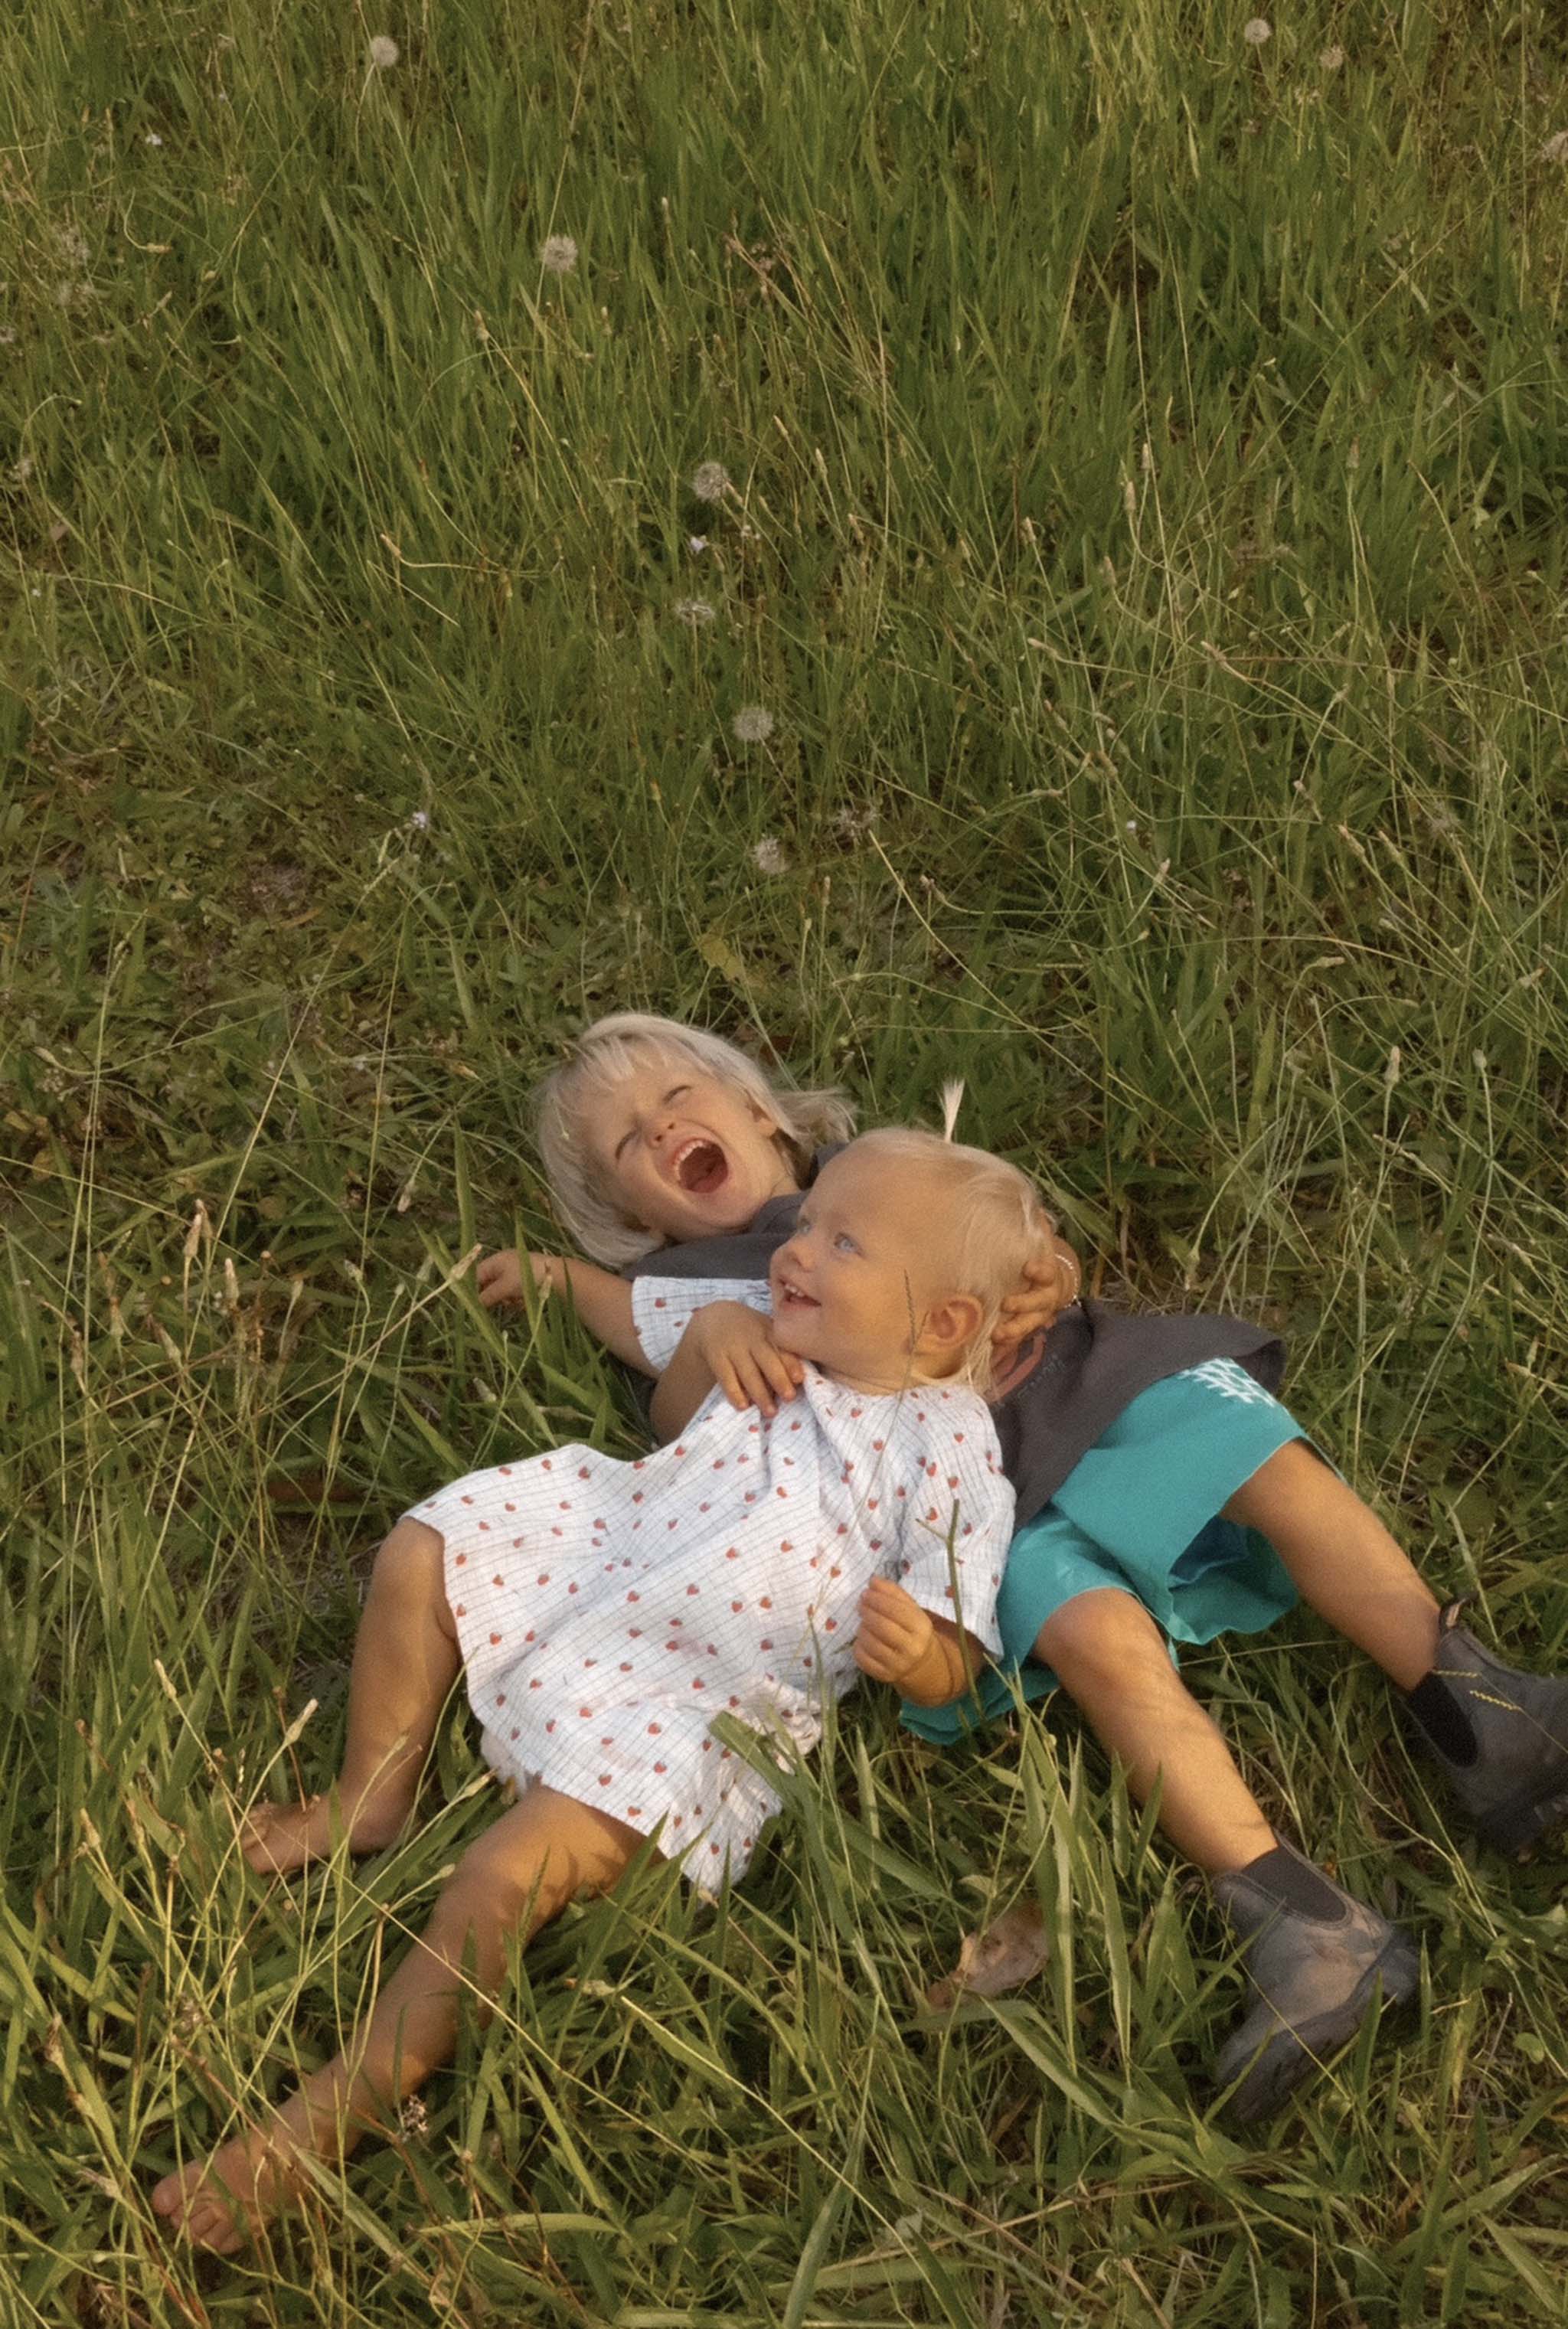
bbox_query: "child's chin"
[769,1316,820,1360]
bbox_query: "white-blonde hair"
[534,1012,856,1266]
[836,1127,1060,1396]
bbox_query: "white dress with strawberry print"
[410,1278,1013,1887]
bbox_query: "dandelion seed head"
[690,461,731,503]
[1243,18,1272,44]
[1540,129,1568,163]
[541,234,578,275]
[409,808,430,831]
[1319,44,1345,70]
[831,805,876,839]
[730,705,775,745]
[673,597,716,626]
[752,836,789,876]
[145,132,164,148]
[12,455,34,483]
[368,34,400,68]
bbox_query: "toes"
[191,2204,248,2256]
[150,2169,187,2220]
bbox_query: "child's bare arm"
[649,1302,802,1442]
[854,1577,989,1708]
[476,1249,654,1377]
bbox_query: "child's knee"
[374,1519,452,1614]
[1037,1587,1166,1684]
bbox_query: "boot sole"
[1220,1934,1422,2124]
[1474,1784,1568,1856]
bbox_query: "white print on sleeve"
[1178,1358,1282,1412]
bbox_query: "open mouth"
[773,1274,819,1311]
[670,1137,730,1194]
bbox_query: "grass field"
[4,0,1568,2319]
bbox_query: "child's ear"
[916,1293,985,1356]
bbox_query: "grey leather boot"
[1212,1836,1421,2122]
[1405,1600,1568,1853]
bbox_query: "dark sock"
[1406,1673,1478,1766]
[1233,1846,1348,1921]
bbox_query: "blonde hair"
[841,1127,1060,1396]
[534,1012,856,1266]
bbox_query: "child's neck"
[818,1347,971,1397]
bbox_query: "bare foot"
[152,2114,313,2256]
[241,1790,407,1875]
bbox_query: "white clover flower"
[1540,129,1568,163]
[540,234,578,274]
[1319,44,1345,70]
[368,34,400,68]
[752,835,789,875]
[1243,18,1272,44]
[690,461,731,503]
[409,808,430,831]
[688,534,708,554]
[145,132,164,148]
[673,597,716,626]
[730,705,775,744]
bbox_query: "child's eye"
[834,1232,858,1255]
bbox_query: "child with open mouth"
[484,1016,1568,2124]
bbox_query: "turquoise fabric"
[903,1359,1305,1744]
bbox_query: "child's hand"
[475,1249,560,1308]
[688,1302,804,1418]
[854,1577,939,1687]
[992,1230,1081,1356]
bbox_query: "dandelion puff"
[690,461,731,503]
[752,836,789,876]
[368,34,400,68]
[1319,44,1345,70]
[730,705,775,744]
[1243,18,1272,44]
[144,132,163,147]
[1540,129,1568,163]
[408,808,430,831]
[673,597,716,626]
[540,234,578,274]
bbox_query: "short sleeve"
[894,1394,1013,1655]
[630,1275,774,1372]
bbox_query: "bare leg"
[1035,1589,1276,1875]
[243,1519,459,1873]
[1222,1442,1439,1690]
[155,1783,643,2254]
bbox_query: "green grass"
[5,0,1568,2319]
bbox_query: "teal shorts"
[903,1359,1305,1744]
